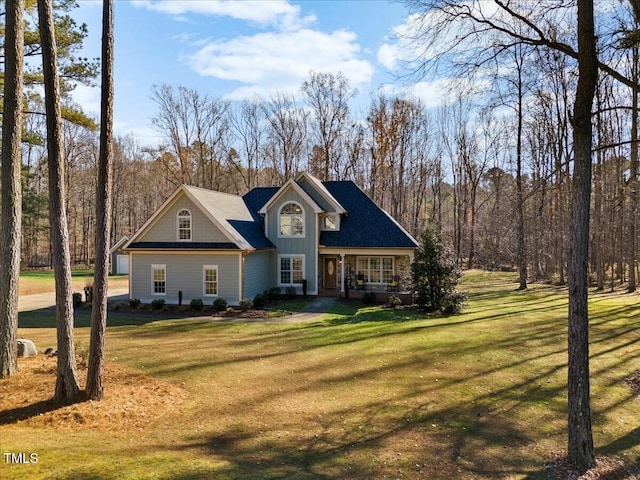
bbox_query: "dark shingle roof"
[128,242,239,250]
[242,187,279,224]
[228,220,274,249]
[320,181,418,248]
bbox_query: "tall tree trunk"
[516,66,527,290]
[38,0,81,402]
[87,0,114,401]
[0,0,25,378]
[628,42,638,292]
[567,0,597,470]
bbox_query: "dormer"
[321,212,340,231]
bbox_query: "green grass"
[5,270,640,479]
[19,269,129,296]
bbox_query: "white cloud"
[378,77,489,109]
[116,123,164,148]
[186,29,374,100]
[70,84,101,117]
[132,0,315,29]
[377,43,400,71]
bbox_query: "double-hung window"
[203,265,218,296]
[279,255,304,285]
[152,264,166,295]
[177,209,192,241]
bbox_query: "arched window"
[177,209,192,241]
[279,202,304,237]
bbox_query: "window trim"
[177,209,192,242]
[151,264,166,296]
[278,254,305,286]
[203,265,219,297]
[278,201,305,238]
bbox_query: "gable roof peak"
[258,176,324,215]
[295,172,346,214]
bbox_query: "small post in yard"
[178,290,183,306]
[302,279,307,299]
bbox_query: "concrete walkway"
[18,288,129,312]
[282,296,338,322]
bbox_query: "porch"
[318,287,413,305]
[317,250,414,303]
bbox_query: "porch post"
[340,253,345,293]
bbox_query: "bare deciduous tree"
[231,98,266,191]
[262,92,308,183]
[301,71,356,180]
[566,0,597,468]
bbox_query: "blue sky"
[71,0,440,146]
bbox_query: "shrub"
[411,228,464,313]
[267,287,281,300]
[190,298,204,312]
[285,286,296,299]
[72,292,83,308]
[253,293,269,309]
[239,299,253,311]
[213,297,228,312]
[363,291,377,305]
[151,299,166,310]
[129,298,141,309]
[388,295,402,308]
[442,291,467,314]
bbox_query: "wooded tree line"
[10,67,639,293]
[2,3,638,291]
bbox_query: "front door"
[324,257,337,288]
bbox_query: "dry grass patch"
[19,270,129,296]
[0,354,186,431]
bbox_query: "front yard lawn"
[3,270,639,479]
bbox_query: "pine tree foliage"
[411,228,465,313]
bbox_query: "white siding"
[139,195,229,243]
[265,189,318,294]
[243,250,272,300]
[130,252,242,305]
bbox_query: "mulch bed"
[545,451,640,479]
[0,355,187,431]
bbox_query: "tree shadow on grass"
[160,401,549,480]
[0,395,87,425]
[18,308,186,329]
